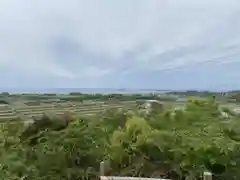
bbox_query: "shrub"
[1,99,240,179]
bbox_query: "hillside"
[1,98,240,179]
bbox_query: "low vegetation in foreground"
[1,98,240,180]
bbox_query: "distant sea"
[0,88,170,94]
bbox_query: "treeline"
[59,93,177,102]
[1,99,240,179]
[167,90,240,103]
[0,92,177,103]
[167,90,227,97]
[2,90,240,104]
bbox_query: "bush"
[1,99,240,179]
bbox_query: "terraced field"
[0,105,18,121]
[0,101,138,122]
[1,99,240,122]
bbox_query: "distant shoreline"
[0,88,239,94]
[0,88,169,94]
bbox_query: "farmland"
[0,92,240,122]
[0,92,149,121]
[0,101,137,122]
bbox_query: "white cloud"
[0,0,240,88]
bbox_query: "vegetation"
[2,90,240,105]
[0,92,177,103]
[167,90,240,103]
[1,98,240,179]
[166,90,226,97]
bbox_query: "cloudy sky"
[0,0,240,91]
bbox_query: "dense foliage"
[1,98,240,179]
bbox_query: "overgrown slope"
[0,98,240,180]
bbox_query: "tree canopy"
[1,98,240,179]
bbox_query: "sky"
[0,0,240,91]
